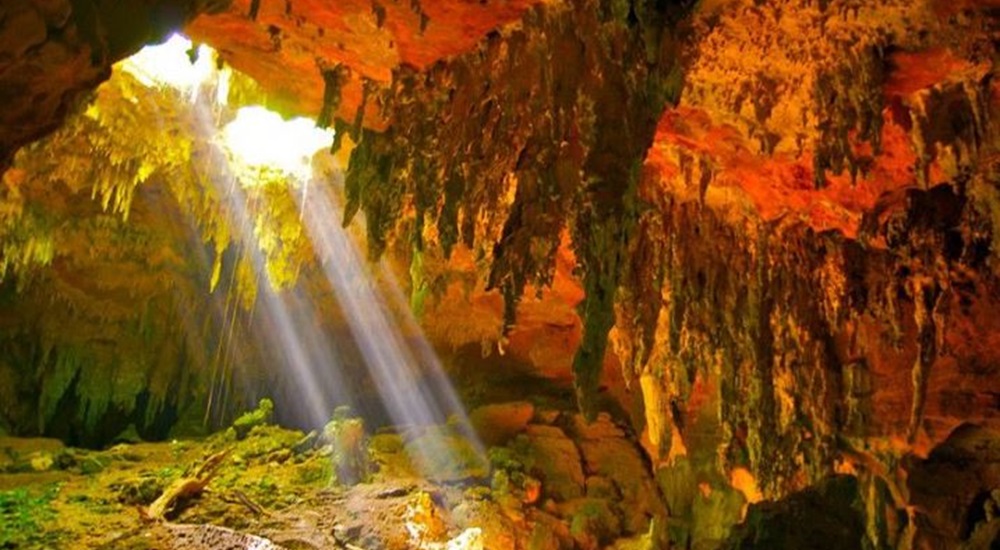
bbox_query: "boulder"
[469,402,535,447]
[232,398,274,440]
[569,416,666,534]
[558,498,623,550]
[721,476,861,550]
[517,425,585,502]
[320,410,370,485]
[406,427,489,483]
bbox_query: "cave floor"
[0,399,663,550]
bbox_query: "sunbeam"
[297,182,487,474]
[126,32,487,484]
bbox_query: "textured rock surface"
[721,475,866,550]
[185,0,549,126]
[605,1,1000,546]
[907,425,1000,548]
[0,0,220,168]
[518,424,586,502]
[469,401,535,447]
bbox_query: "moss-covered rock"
[406,427,489,483]
[515,425,585,502]
[320,409,370,486]
[560,497,623,550]
[528,510,574,550]
[232,398,274,440]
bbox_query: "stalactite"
[812,45,885,189]
[339,0,687,413]
[316,64,350,130]
[0,59,325,441]
[905,276,942,442]
[371,1,387,29]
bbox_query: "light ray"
[123,32,485,484]
[297,182,486,474]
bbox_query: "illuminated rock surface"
[1,0,1000,548]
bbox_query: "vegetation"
[0,483,62,548]
[0,57,321,441]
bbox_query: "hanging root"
[143,449,231,521]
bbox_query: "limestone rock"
[558,497,623,550]
[320,409,370,485]
[528,510,574,550]
[469,401,535,447]
[584,476,619,500]
[564,413,627,441]
[569,417,666,535]
[406,427,489,483]
[517,425,585,502]
[721,476,863,550]
[451,498,518,550]
[166,523,288,550]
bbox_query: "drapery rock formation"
[2,0,1000,548]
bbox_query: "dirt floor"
[0,398,666,550]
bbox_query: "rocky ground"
[0,399,666,550]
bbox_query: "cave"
[1,0,999,548]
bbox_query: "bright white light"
[121,34,214,96]
[221,106,333,184]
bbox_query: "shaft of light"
[298,184,486,466]
[191,93,345,429]
[124,33,484,474]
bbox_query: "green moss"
[232,398,274,440]
[0,483,62,548]
[409,247,429,318]
[112,473,171,505]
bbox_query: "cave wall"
[0,177,224,446]
[0,62,356,445]
[314,0,1000,547]
[617,1,1000,547]
[0,69,259,445]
